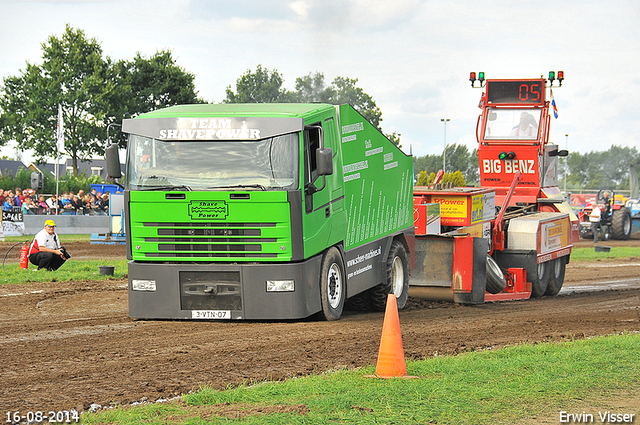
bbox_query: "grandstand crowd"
[1,187,110,215]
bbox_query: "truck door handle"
[325,207,330,218]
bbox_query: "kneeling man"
[29,219,69,271]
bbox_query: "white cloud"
[1,0,640,163]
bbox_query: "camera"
[60,246,71,259]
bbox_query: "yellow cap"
[44,219,56,227]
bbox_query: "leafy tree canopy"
[0,25,202,175]
[565,145,639,191]
[415,170,466,187]
[413,144,479,186]
[225,66,396,145]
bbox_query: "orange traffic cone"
[367,294,417,379]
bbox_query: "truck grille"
[141,221,282,260]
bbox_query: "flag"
[56,104,64,156]
[550,89,558,119]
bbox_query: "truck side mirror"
[316,148,333,176]
[105,144,122,179]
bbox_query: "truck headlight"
[132,279,156,291]
[266,280,295,292]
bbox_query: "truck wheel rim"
[391,256,404,298]
[328,263,342,309]
[537,261,546,279]
[624,215,631,234]
[553,258,562,278]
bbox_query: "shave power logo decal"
[189,200,228,220]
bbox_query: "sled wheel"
[486,255,507,295]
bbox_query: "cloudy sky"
[1,0,639,163]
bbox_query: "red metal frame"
[484,267,531,301]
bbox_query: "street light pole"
[441,118,450,173]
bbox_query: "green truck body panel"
[338,104,413,250]
[123,103,413,320]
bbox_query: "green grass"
[0,258,128,284]
[82,333,640,425]
[2,234,91,243]
[570,246,640,261]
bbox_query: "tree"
[294,72,386,139]
[295,72,334,103]
[566,145,639,191]
[0,25,123,175]
[225,67,399,145]
[415,170,465,187]
[0,27,203,175]
[224,65,296,103]
[413,144,479,186]
[108,50,204,147]
[325,76,382,129]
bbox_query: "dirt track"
[1,238,639,415]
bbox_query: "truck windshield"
[125,134,299,191]
[484,108,542,140]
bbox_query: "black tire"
[545,256,567,296]
[612,207,632,240]
[370,241,410,311]
[486,255,506,294]
[530,260,550,298]
[319,247,346,321]
[345,291,372,311]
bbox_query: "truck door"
[303,122,337,257]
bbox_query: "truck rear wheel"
[370,241,409,311]
[319,247,345,321]
[545,256,567,296]
[530,260,550,298]
[612,207,632,240]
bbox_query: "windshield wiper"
[144,185,192,191]
[211,184,267,191]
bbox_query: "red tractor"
[579,190,633,240]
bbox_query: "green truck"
[107,103,413,320]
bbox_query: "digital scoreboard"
[486,79,546,105]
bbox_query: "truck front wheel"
[370,241,409,311]
[530,260,550,298]
[319,247,346,321]
[545,256,567,296]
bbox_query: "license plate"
[191,310,231,319]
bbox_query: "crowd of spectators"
[1,187,111,215]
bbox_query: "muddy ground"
[0,237,639,416]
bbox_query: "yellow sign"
[432,195,467,218]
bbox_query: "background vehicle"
[578,189,637,240]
